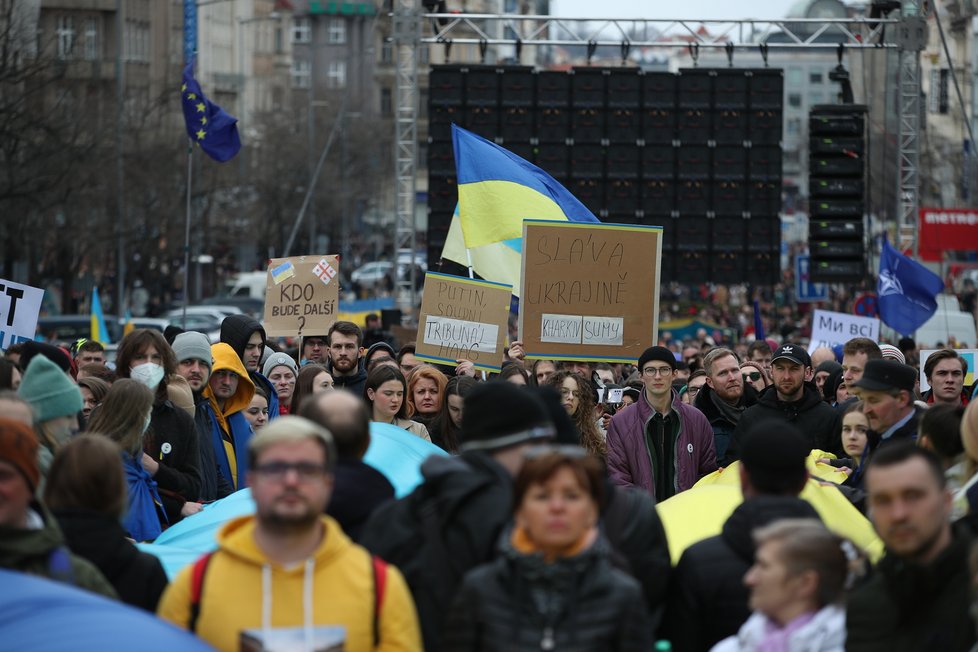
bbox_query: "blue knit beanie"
[18,355,83,423]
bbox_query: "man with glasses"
[607,346,716,501]
[158,416,422,651]
[694,348,758,464]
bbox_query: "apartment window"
[56,16,75,59]
[83,18,99,60]
[419,44,429,64]
[291,59,311,88]
[381,39,393,64]
[786,68,803,85]
[808,91,823,104]
[275,27,283,53]
[327,18,346,44]
[327,60,346,88]
[381,87,392,116]
[788,93,801,108]
[809,71,823,84]
[786,117,801,135]
[292,17,311,43]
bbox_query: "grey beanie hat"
[263,352,299,378]
[171,332,212,369]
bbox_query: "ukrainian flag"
[90,288,112,345]
[452,124,598,248]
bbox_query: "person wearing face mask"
[17,355,84,488]
[115,329,203,524]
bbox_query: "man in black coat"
[663,422,819,652]
[849,359,922,444]
[726,343,841,464]
[847,443,975,651]
[694,347,758,464]
[298,389,394,542]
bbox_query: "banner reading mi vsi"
[263,255,339,338]
[415,273,513,373]
[519,221,663,363]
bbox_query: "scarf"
[710,388,747,426]
[510,524,596,562]
[121,452,166,542]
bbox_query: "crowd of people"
[1,313,978,651]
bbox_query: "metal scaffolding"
[394,10,922,294]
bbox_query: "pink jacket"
[606,390,717,500]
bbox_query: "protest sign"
[263,255,339,337]
[919,349,976,392]
[519,220,662,363]
[415,272,512,373]
[808,309,880,353]
[0,278,44,350]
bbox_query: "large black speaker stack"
[427,65,785,285]
[807,104,867,283]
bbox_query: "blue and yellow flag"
[90,288,112,345]
[452,124,598,248]
[181,60,241,162]
[122,309,135,337]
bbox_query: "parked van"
[881,295,978,348]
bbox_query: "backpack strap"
[188,551,216,634]
[371,555,387,647]
[47,546,76,586]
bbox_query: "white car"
[351,261,395,285]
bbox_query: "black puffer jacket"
[846,524,975,652]
[146,400,202,523]
[726,383,841,464]
[443,531,654,652]
[662,496,821,652]
[326,457,395,542]
[53,508,169,612]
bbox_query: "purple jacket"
[606,390,717,500]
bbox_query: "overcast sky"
[550,0,809,20]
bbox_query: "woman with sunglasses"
[442,447,653,652]
[739,361,769,394]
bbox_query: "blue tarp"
[0,569,213,651]
[142,422,445,578]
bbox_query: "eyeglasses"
[742,371,762,382]
[253,461,328,481]
[642,366,673,377]
[686,386,702,396]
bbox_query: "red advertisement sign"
[918,208,978,262]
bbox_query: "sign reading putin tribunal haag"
[519,220,663,363]
[263,255,339,337]
[415,272,513,373]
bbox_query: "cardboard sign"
[263,255,339,337]
[808,309,880,353]
[519,220,662,363]
[919,349,977,392]
[415,272,512,373]
[0,278,44,350]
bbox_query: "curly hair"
[548,370,605,457]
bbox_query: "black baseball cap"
[849,359,916,393]
[771,343,812,368]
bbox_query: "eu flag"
[181,60,241,162]
[877,236,944,336]
[452,124,598,248]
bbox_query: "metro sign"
[918,208,978,262]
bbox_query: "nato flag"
[877,236,944,336]
[180,60,241,162]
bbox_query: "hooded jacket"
[157,515,422,652]
[203,343,255,491]
[663,496,821,652]
[442,530,654,652]
[220,314,280,419]
[726,383,842,465]
[694,383,759,464]
[606,389,717,499]
[0,503,118,601]
[330,360,369,397]
[53,507,168,612]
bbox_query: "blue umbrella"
[143,422,446,578]
[0,569,213,651]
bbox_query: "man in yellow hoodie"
[202,343,255,491]
[158,416,422,652]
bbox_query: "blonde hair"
[247,415,336,472]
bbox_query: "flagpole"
[464,246,487,380]
[183,141,193,330]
